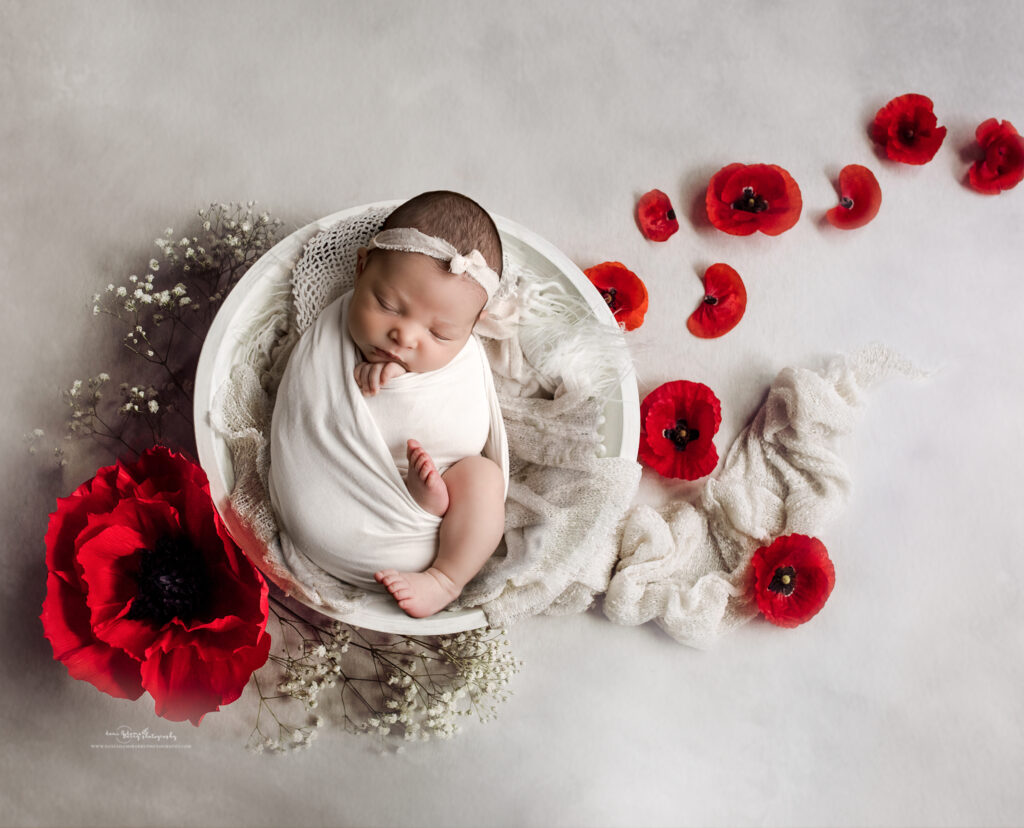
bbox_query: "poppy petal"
[636,189,679,241]
[583,261,649,331]
[687,263,747,338]
[826,165,882,229]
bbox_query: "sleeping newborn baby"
[268,191,508,617]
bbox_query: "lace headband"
[365,227,501,302]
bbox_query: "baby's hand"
[354,360,407,395]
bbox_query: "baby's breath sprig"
[37,202,284,463]
[247,596,521,754]
[93,202,283,403]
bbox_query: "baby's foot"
[405,439,450,517]
[375,567,460,618]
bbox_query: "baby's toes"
[390,584,413,601]
[381,572,411,595]
[375,569,399,586]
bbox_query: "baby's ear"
[355,246,368,277]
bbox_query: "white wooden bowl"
[194,203,640,634]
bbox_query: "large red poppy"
[638,380,721,480]
[636,189,680,241]
[750,534,835,628]
[40,446,271,725]
[826,165,882,230]
[967,118,1024,194]
[869,93,946,165]
[705,163,802,236]
[687,263,747,338]
[583,261,649,331]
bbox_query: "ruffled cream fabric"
[604,344,923,647]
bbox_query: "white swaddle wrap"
[268,290,509,590]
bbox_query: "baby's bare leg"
[376,455,505,618]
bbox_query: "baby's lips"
[826,164,882,229]
[687,263,747,339]
[636,189,680,241]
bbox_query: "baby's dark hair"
[381,190,503,277]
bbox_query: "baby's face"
[349,249,486,374]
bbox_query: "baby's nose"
[389,325,415,348]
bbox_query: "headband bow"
[366,228,500,303]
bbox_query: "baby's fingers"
[354,363,376,395]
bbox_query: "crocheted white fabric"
[211,206,640,626]
[291,204,392,332]
[604,344,923,648]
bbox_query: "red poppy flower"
[826,164,882,229]
[687,263,746,338]
[583,261,649,331]
[967,118,1024,194]
[750,534,835,628]
[705,163,802,236]
[638,380,721,479]
[40,446,271,725]
[869,93,946,165]
[636,189,680,241]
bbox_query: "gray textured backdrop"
[3,2,1023,826]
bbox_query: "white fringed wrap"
[604,344,923,647]
[211,207,641,626]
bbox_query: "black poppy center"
[839,196,855,210]
[703,294,719,306]
[768,565,797,596]
[731,186,769,213]
[663,419,700,450]
[666,208,677,221]
[126,534,211,626]
[602,287,618,309]
[899,124,917,143]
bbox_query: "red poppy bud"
[687,263,747,338]
[826,165,882,229]
[636,189,680,241]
